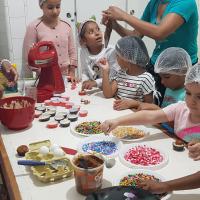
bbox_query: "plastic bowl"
[0,96,35,130]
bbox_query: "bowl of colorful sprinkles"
[119,144,168,170]
[77,135,123,157]
[114,170,171,200]
[71,120,104,136]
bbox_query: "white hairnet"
[185,63,200,85]
[154,47,192,75]
[39,0,47,6]
[115,36,149,68]
[78,19,96,42]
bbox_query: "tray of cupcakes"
[17,140,73,182]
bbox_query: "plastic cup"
[71,153,104,195]
[25,86,37,101]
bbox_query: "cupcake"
[68,114,78,122]
[54,114,65,122]
[173,139,185,151]
[60,119,70,127]
[39,114,51,122]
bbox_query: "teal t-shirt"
[141,0,198,64]
[161,87,185,108]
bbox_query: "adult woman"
[23,0,78,82]
[102,0,198,102]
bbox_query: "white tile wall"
[10,17,26,38]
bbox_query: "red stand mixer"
[28,41,65,102]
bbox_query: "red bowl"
[0,96,35,130]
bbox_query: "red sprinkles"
[124,145,163,166]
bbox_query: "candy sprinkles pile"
[75,121,103,135]
[119,173,160,187]
[124,145,164,166]
[82,141,117,155]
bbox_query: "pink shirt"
[162,101,200,141]
[23,18,77,76]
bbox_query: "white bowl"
[119,143,168,170]
[70,120,104,137]
[77,135,123,158]
[113,169,172,200]
[111,125,150,142]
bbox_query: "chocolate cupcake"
[68,114,78,122]
[60,119,70,127]
[39,114,51,122]
[173,139,185,151]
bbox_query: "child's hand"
[138,180,170,194]
[97,58,109,71]
[82,80,97,90]
[68,65,79,83]
[188,141,200,161]
[113,99,139,110]
[100,119,118,134]
[2,61,18,83]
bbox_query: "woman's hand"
[100,119,119,134]
[139,180,170,194]
[81,80,97,90]
[188,141,200,161]
[113,99,139,110]
[102,6,127,21]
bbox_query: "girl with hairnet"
[136,47,192,111]
[101,63,200,143]
[78,19,120,90]
[99,36,157,108]
[23,0,77,82]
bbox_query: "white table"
[0,84,200,200]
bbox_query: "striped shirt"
[113,70,156,101]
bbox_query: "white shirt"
[80,45,120,87]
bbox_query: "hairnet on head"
[115,36,149,68]
[78,19,96,41]
[185,63,200,85]
[39,0,47,6]
[154,47,192,75]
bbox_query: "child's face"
[82,22,103,48]
[160,73,185,90]
[41,0,61,20]
[185,83,200,117]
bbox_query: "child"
[0,59,18,98]
[139,171,200,194]
[23,0,77,82]
[99,36,156,106]
[78,19,120,90]
[101,63,200,143]
[188,140,200,161]
[134,47,192,111]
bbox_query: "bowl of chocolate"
[0,96,35,130]
[173,139,185,151]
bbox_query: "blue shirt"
[141,0,198,64]
[161,87,185,108]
